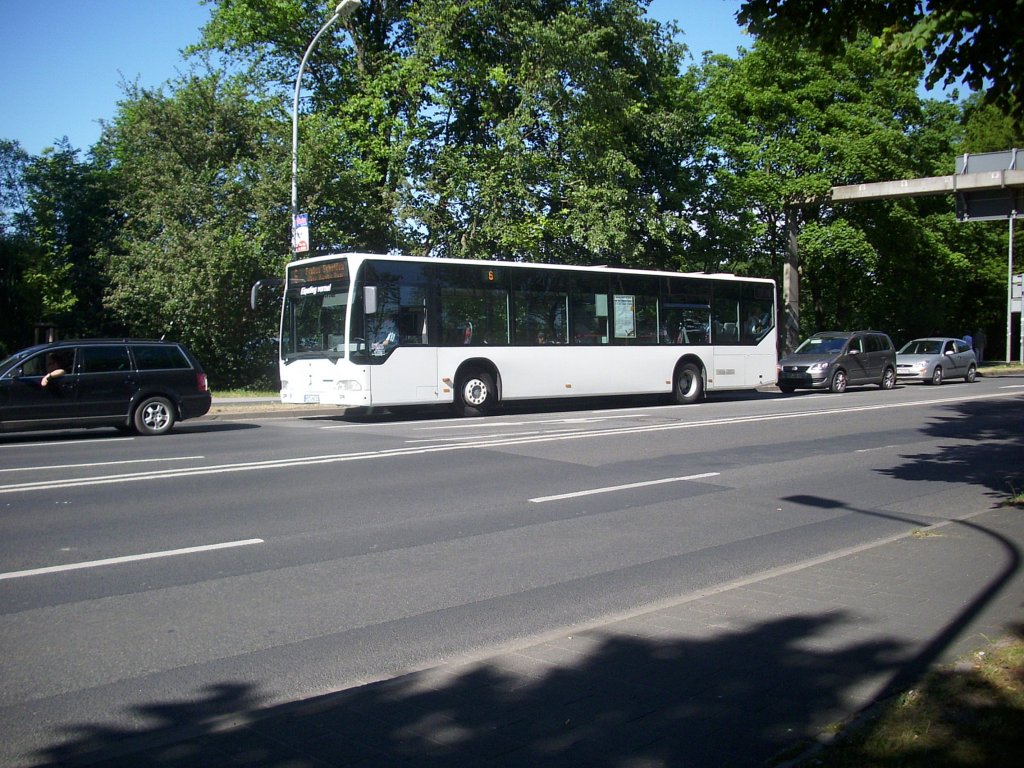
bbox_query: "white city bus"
[265,252,777,415]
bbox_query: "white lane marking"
[2,390,1020,495]
[1000,384,1024,389]
[0,539,264,581]
[0,456,205,474]
[0,437,134,449]
[854,445,900,453]
[530,472,721,503]
[411,414,641,431]
[404,431,545,443]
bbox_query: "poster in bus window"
[614,295,636,338]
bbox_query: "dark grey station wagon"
[0,339,211,436]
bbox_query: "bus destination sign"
[291,260,348,284]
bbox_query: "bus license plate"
[304,394,320,403]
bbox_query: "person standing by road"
[974,328,987,364]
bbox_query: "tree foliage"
[737,0,1024,127]
[194,0,706,269]
[700,36,1001,346]
[0,139,117,353]
[99,72,285,387]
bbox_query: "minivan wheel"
[829,369,848,393]
[880,367,896,390]
[134,396,176,436]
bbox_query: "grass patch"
[796,634,1024,767]
[978,363,1024,376]
[211,389,279,399]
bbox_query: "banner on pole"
[292,213,309,253]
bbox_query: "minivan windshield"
[794,336,847,355]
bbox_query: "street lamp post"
[291,0,361,252]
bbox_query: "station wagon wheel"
[880,367,896,390]
[965,364,977,383]
[930,366,943,385]
[673,362,704,404]
[455,371,496,417]
[829,369,847,393]
[133,396,176,436]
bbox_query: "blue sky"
[0,1,747,157]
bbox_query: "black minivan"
[0,339,211,436]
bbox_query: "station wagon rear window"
[133,345,190,370]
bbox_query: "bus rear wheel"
[455,371,496,417]
[673,362,704,405]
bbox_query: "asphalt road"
[1,377,1022,767]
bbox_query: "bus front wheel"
[673,363,704,405]
[455,371,496,417]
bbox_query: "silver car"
[896,337,977,385]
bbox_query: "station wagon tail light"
[197,373,209,392]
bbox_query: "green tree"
[400,0,705,268]
[21,140,119,339]
[959,92,1024,154]
[0,139,38,354]
[0,139,117,352]
[100,71,286,387]
[194,0,708,270]
[737,0,1023,127]
[196,0,411,253]
[700,37,988,350]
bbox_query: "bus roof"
[287,252,775,285]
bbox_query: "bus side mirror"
[364,286,378,315]
[251,278,285,310]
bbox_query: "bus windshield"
[282,272,350,360]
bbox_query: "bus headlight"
[337,380,363,392]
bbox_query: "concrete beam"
[832,169,1024,202]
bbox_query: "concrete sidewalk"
[34,505,1024,768]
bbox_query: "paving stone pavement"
[33,504,1024,768]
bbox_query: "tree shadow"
[34,612,910,768]
[878,397,1024,499]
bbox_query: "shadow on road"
[881,397,1024,501]
[36,612,906,768]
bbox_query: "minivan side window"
[79,345,131,373]
[133,345,190,370]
